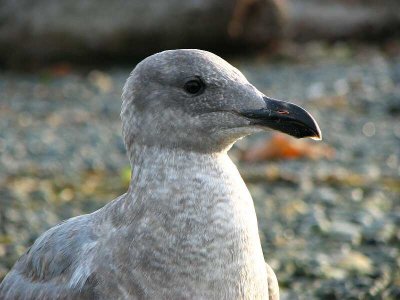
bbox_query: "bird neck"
[123,143,258,225]
[108,144,268,296]
[127,144,226,188]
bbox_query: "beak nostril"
[277,110,289,115]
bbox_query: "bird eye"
[184,77,205,95]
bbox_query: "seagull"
[0,49,321,299]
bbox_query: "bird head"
[121,49,321,153]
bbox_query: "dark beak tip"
[315,126,322,141]
[308,129,322,141]
[279,107,323,141]
[305,116,322,141]
[293,126,322,141]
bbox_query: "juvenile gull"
[0,49,321,299]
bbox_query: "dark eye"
[184,77,205,95]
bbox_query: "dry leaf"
[241,133,335,162]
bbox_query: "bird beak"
[240,96,322,140]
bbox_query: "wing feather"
[0,215,98,300]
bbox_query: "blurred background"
[0,0,399,299]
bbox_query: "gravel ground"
[0,44,399,299]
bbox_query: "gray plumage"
[1,49,321,299]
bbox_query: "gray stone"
[329,220,362,245]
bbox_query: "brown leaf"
[241,133,335,162]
